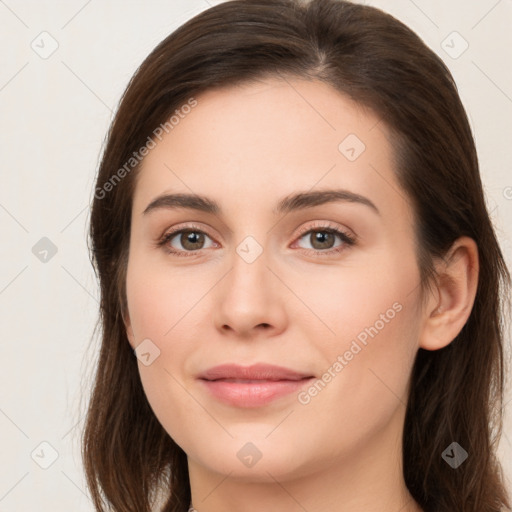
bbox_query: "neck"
[187,405,423,512]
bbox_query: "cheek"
[291,291,419,467]
[124,256,214,434]
[125,254,203,344]
[293,249,418,357]
[295,249,420,416]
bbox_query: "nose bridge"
[213,233,284,335]
[227,235,271,304]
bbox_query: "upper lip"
[198,363,313,381]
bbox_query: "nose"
[212,243,287,339]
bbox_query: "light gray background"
[0,0,511,509]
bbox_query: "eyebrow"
[142,189,380,217]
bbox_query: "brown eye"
[179,230,206,250]
[308,231,336,250]
[159,227,216,256]
[296,227,355,254]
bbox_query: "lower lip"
[199,378,314,408]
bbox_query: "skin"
[123,76,479,512]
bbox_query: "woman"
[82,0,511,510]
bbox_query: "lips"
[197,363,315,408]
[198,363,313,382]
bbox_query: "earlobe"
[419,237,479,351]
[123,310,136,349]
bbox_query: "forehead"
[132,76,406,221]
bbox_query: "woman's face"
[124,77,425,483]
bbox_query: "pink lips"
[198,363,314,408]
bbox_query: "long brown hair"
[82,0,512,510]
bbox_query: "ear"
[419,236,479,351]
[122,309,136,349]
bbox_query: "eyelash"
[156,221,357,258]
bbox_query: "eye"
[157,224,217,257]
[292,221,356,256]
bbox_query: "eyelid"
[155,222,219,251]
[293,220,354,240]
